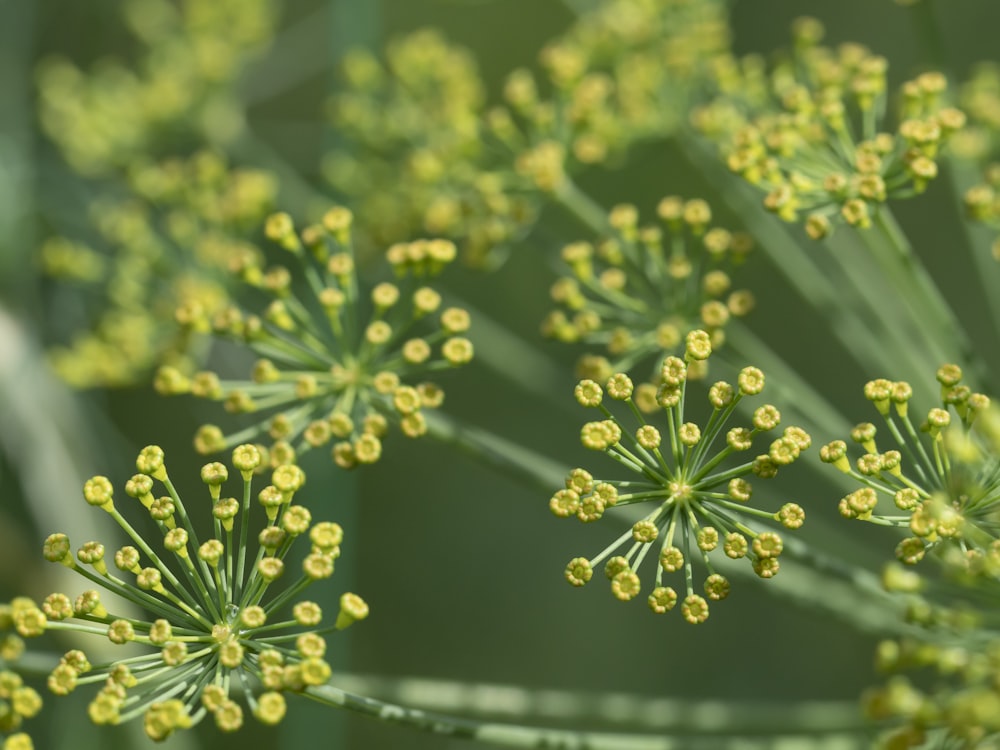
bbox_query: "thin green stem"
[553,177,610,234]
[423,410,568,492]
[326,672,868,733]
[447,292,578,417]
[304,684,869,749]
[678,136,935,390]
[866,208,981,378]
[943,160,1000,369]
[233,475,255,605]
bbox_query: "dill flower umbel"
[0,601,43,750]
[326,2,729,268]
[18,445,366,739]
[502,0,729,169]
[43,150,276,388]
[863,627,1000,749]
[552,331,809,623]
[822,365,1000,574]
[324,29,530,267]
[156,207,473,469]
[541,196,753,380]
[36,0,277,175]
[693,17,966,238]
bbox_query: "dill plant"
[9,1,1000,749]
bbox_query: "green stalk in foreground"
[304,683,870,750]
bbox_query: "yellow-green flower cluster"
[693,18,966,238]
[956,63,1000,257]
[500,0,729,170]
[541,196,753,381]
[37,0,276,175]
[324,30,531,267]
[325,2,729,269]
[43,150,276,388]
[16,445,367,740]
[0,602,42,750]
[552,330,809,623]
[864,631,1000,749]
[821,366,999,574]
[156,207,473,469]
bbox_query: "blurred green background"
[3,0,1000,748]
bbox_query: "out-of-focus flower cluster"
[504,0,729,167]
[17,445,367,740]
[553,330,808,623]
[0,603,41,750]
[541,195,753,384]
[325,0,730,267]
[864,604,1000,748]
[323,30,518,267]
[43,150,277,388]
[693,17,966,238]
[956,64,1000,257]
[156,207,473,469]
[37,0,276,175]
[38,0,280,389]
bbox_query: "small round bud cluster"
[0,599,44,746]
[552,341,809,622]
[158,208,472,470]
[38,446,367,740]
[542,197,754,380]
[824,366,997,573]
[693,19,965,238]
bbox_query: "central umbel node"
[668,481,694,502]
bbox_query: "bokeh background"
[2,1,1000,748]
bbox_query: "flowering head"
[862,600,1000,748]
[553,332,809,622]
[36,0,276,175]
[30,445,366,739]
[323,30,538,267]
[508,0,729,166]
[693,18,965,237]
[822,366,1000,577]
[43,150,277,389]
[157,208,472,469]
[325,2,729,269]
[541,196,753,379]
[0,601,43,749]
[955,64,1000,257]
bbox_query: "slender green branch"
[447,293,579,417]
[325,673,868,734]
[723,319,852,440]
[553,177,611,235]
[906,0,947,71]
[240,4,340,104]
[864,208,982,379]
[423,410,568,492]
[942,160,1000,370]
[304,683,869,749]
[728,534,921,638]
[677,136,938,393]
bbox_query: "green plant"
[8,0,1000,748]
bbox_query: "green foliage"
[9,0,1000,748]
